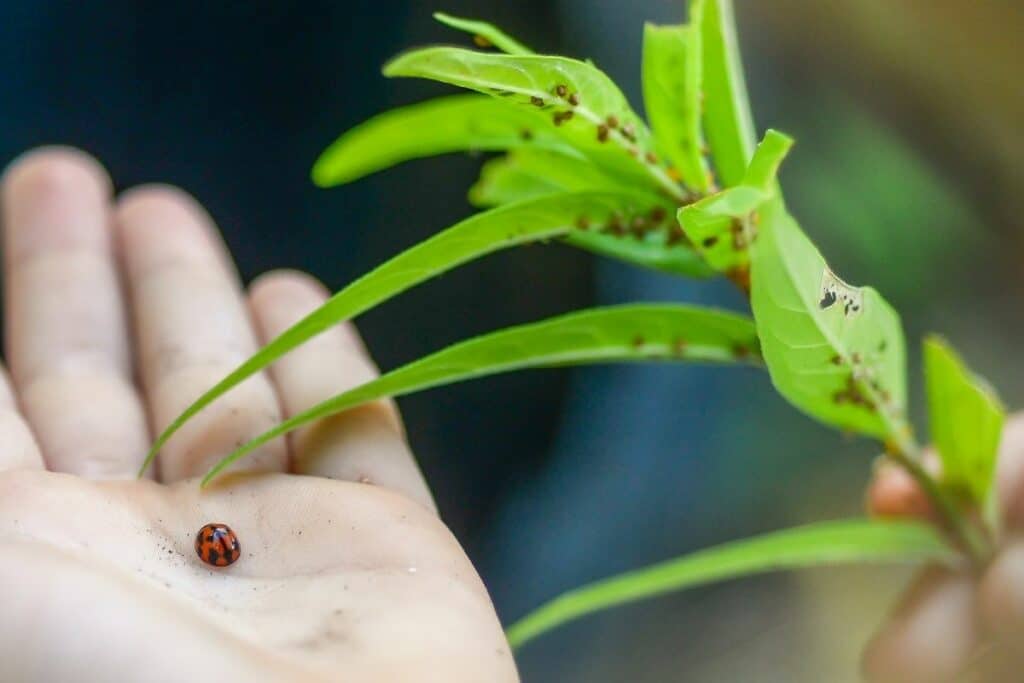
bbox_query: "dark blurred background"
[1,1,1021,680]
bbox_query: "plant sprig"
[141,0,1007,666]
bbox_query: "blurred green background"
[1,1,1020,680]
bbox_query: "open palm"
[0,149,516,682]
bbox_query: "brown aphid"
[604,215,625,236]
[530,96,545,107]
[672,338,688,357]
[553,110,574,126]
[575,215,591,230]
[597,124,610,142]
[648,206,667,223]
[726,265,751,294]
[666,167,682,182]
[473,34,493,48]
[630,216,648,238]
[732,345,751,360]
[621,123,637,142]
[554,84,568,98]
[568,92,580,106]
[830,355,843,366]
[644,151,658,164]
[605,115,620,129]
[702,236,719,248]
[632,335,645,349]
[519,129,534,141]
[666,226,685,246]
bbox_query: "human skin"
[863,415,1024,681]
[0,148,519,682]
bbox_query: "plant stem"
[885,430,991,566]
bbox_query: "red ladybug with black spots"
[195,523,241,567]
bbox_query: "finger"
[979,536,1024,640]
[2,148,149,477]
[861,567,979,683]
[116,186,287,482]
[866,460,935,521]
[0,364,43,472]
[990,414,1024,527]
[248,271,435,511]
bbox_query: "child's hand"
[863,416,1024,681]
[0,148,517,682]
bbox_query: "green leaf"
[506,518,955,649]
[641,12,709,191]
[700,0,757,188]
[565,226,714,278]
[470,157,712,277]
[924,336,1005,507]
[749,199,907,440]
[139,192,671,477]
[202,304,761,484]
[433,12,533,55]
[679,129,792,274]
[383,47,688,201]
[469,149,626,208]
[312,95,581,187]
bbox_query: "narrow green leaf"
[924,336,1005,507]
[749,199,908,440]
[679,129,792,273]
[139,192,669,477]
[312,95,581,187]
[469,149,625,208]
[700,0,757,188]
[507,518,955,649]
[202,304,760,484]
[433,12,533,55]
[470,155,713,277]
[383,47,688,201]
[565,228,714,278]
[641,12,708,191]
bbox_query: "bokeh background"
[1,1,1021,680]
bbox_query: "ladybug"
[194,523,241,567]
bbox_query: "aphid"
[644,151,658,164]
[666,167,682,182]
[519,129,534,141]
[632,335,645,348]
[195,523,241,568]
[605,115,620,129]
[530,96,545,107]
[630,216,648,238]
[553,110,574,126]
[473,35,493,48]
[575,215,591,230]
[597,124,610,142]
[732,345,750,360]
[554,84,568,98]
[702,236,719,248]
[568,93,580,106]
[621,123,637,142]
[648,207,667,223]
[605,215,625,236]
[672,338,688,356]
